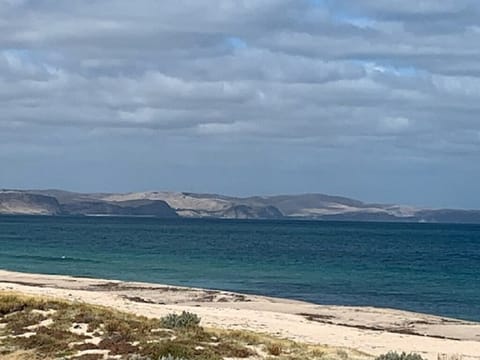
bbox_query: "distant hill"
[0,190,178,218]
[1,189,480,223]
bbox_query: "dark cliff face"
[256,205,284,219]
[0,192,62,215]
[0,191,179,218]
[117,200,179,217]
[222,204,284,219]
[61,200,179,218]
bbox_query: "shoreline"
[1,269,480,360]
[0,266,475,323]
[4,212,480,226]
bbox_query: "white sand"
[1,270,479,360]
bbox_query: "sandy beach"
[1,269,479,360]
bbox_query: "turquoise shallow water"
[0,216,479,321]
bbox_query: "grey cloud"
[332,0,480,21]
[1,0,479,206]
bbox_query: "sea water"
[0,216,479,321]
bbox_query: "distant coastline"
[2,189,480,223]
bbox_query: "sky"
[1,0,480,208]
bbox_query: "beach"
[1,270,479,360]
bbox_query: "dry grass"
[0,291,370,360]
[0,350,45,360]
[211,328,370,360]
[266,342,283,356]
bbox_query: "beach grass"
[0,291,370,360]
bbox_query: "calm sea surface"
[0,216,479,321]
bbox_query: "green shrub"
[158,355,190,360]
[160,311,201,329]
[141,341,192,359]
[376,352,425,360]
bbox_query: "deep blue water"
[0,216,479,321]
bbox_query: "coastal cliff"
[0,192,62,215]
[2,189,480,223]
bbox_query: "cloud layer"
[1,0,479,207]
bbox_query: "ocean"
[0,215,479,321]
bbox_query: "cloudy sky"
[1,0,480,208]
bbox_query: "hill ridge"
[1,189,480,223]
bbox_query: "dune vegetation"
[0,292,373,360]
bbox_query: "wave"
[0,253,101,264]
